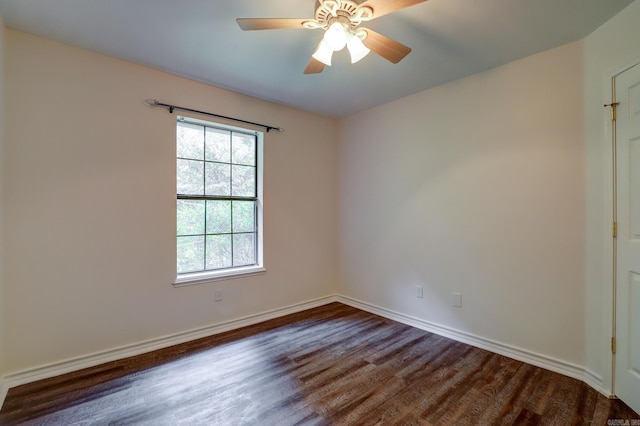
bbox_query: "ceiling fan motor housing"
[308,0,374,30]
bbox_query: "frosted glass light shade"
[312,40,334,66]
[347,35,370,63]
[324,22,348,51]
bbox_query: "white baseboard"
[0,377,8,412]
[585,369,606,396]
[336,295,600,391]
[0,294,339,409]
[0,294,608,410]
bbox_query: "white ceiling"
[0,0,634,117]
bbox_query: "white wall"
[2,30,339,373]
[338,41,586,365]
[583,0,640,394]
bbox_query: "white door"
[615,61,640,414]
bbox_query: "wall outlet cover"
[453,292,462,308]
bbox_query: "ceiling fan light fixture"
[347,34,370,63]
[324,22,349,51]
[237,0,427,74]
[312,40,334,66]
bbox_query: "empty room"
[0,0,639,424]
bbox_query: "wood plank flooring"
[1,302,638,425]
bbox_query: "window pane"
[233,233,256,267]
[206,200,231,234]
[232,133,256,166]
[206,235,232,270]
[231,165,255,197]
[205,162,231,196]
[177,122,204,160]
[232,201,255,233]
[177,200,205,236]
[177,159,204,195]
[177,236,204,274]
[206,128,231,163]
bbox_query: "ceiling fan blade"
[304,57,326,74]
[236,18,309,31]
[360,0,430,20]
[362,29,411,64]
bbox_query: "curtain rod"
[145,99,284,133]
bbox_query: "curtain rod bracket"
[144,98,283,133]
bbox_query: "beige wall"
[338,41,586,365]
[583,0,640,394]
[3,30,339,373]
[0,14,5,375]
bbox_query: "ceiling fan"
[237,0,429,74]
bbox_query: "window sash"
[176,119,260,278]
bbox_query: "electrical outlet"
[452,292,462,308]
[214,289,223,302]
[416,285,423,298]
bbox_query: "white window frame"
[173,115,265,287]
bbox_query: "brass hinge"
[613,221,618,238]
[604,102,620,121]
[612,337,617,354]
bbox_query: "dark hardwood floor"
[1,302,638,425]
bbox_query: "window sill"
[173,266,266,287]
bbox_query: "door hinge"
[612,337,617,354]
[604,102,620,121]
[613,221,618,238]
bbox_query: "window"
[174,116,264,285]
